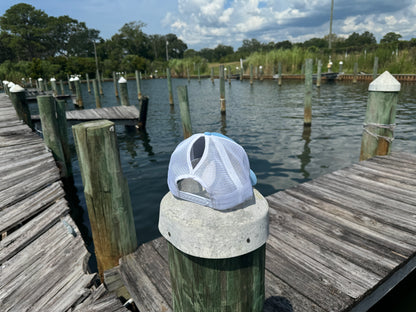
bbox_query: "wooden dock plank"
[119,152,416,312]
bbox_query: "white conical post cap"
[369,71,401,92]
[10,84,25,93]
[118,77,127,83]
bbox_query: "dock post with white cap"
[73,76,84,108]
[159,133,269,312]
[50,78,58,96]
[118,77,129,106]
[360,71,400,161]
[10,84,33,129]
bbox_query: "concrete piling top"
[158,189,269,259]
[10,84,25,93]
[369,71,401,92]
[118,77,127,84]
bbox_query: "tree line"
[1,3,416,81]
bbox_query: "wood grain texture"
[119,152,416,312]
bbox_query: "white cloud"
[165,0,416,49]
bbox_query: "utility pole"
[329,0,334,49]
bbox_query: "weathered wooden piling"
[72,120,138,280]
[73,77,84,108]
[37,95,68,178]
[210,67,214,83]
[240,65,244,81]
[137,96,149,130]
[373,56,379,80]
[92,79,101,108]
[97,69,103,95]
[339,61,343,73]
[353,62,358,83]
[177,85,192,139]
[113,72,119,97]
[228,65,231,85]
[56,99,72,177]
[316,60,322,87]
[304,59,313,126]
[250,64,254,85]
[197,66,201,82]
[59,79,65,95]
[187,67,190,82]
[167,68,174,105]
[86,73,91,93]
[67,75,73,93]
[10,84,33,129]
[135,70,142,100]
[158,189,269,312]
[219,65,226,114]
[50,78,58,96]
[259,65,264,81]
[118,77,129,106]
[38,78,44,92]
[278,62,282,86]
[359,71,400,161]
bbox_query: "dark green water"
[31,78,416,310]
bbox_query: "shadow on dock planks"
[0,93,128,311]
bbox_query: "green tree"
[380,32,402,44]
[0,3,49,60]
[117,21,150,58]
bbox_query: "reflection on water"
[29,78,416,246]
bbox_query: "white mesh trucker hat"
[167,132,257,210]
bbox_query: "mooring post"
[228,65,231,85]
[118,77,129,106]
[86,73,91,93]
[219,64,226,115]
[73,76,84,108]
[159,189,269,312]
[59,79,65,95]
[97,69,103,95]
[304,59,313,127]
[56,99,72,177]
[353,62,358,83]
[278,61,282,86]
[259,65,264,81]
[38,78,44,92]
[250,64,254,85]
[316,60,322,87]
[10,84,33,129]
[50,78,58,96]
[197,65,201,82]
[210,67,214,84]
[240,65,244,81]
[72,120,137,280]
[359,71,400,161]
[37,95,68,178]
[373,57,379,80]
[177,85,192,139]
[92,79,101,108]
[137,96,149,130]
[43,79,49,92]
[67,75,73,93]
[135,70,142,100]
[113,72,119,97]
[187,67,190,82]
[167,68,174,105]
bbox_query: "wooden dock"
[0,93,127,311]
[117,152,416,312]
[32,106,141,126]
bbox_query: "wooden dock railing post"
[167,68,174,105]
[177,86,192,139]
[159,189,269,312]
[304,58,313,126]
[10,84,33,129]
[360,71,400,161]
[37,95,68,178]
[72,120,137,280]
[118,77,130,106]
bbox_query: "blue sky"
[1,0,415,50]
